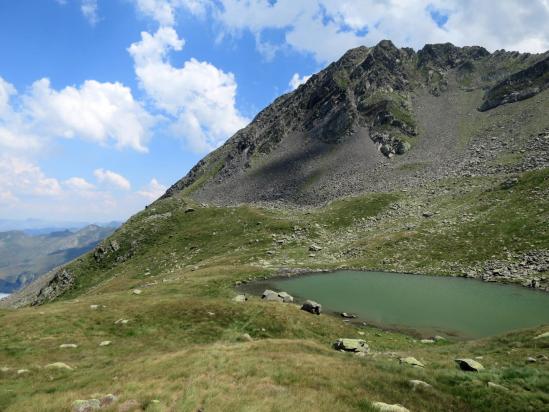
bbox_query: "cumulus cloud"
[135,0,208,25]
[289,72,312,90]
[128,27,249,152]
[81,0,99,25]
[137,178,166,201]
[64,177,95,191]
[94,168,132,190]
[205,0,549,62]
[0,76,156,154]
[0,156,62,198]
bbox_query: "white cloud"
[94,168,131,190]
[210,0,549,62]
[128,27,249,152]
[0,156,62,198]
[135,0,208,25]
[0,75,157,154]
[64,177,95,191]
[81,0,99,25]
[289,72,312,90]
[137,178,166,201]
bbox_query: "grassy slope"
[0,166,548,411]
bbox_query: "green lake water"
[248,271,549,339]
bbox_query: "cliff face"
[162,40,548,206]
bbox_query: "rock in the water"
[341,312,357,319]
[301,300,322,315]
[72,399,101,412]
[409,380,432,390]
[45,362,73,370]
[455,358,484,372]
[99,341,112,347]
[534,331,549,339]
[233,294,247,302]
[261,290,293,303]
[59,344,78,349]
[132,289,142,295]
[333,338,369,353]
[372,401,410,412]
[399,357,425,367]
[488,382,509,391]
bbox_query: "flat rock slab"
[455,358,484,371]
[399,357,425,367]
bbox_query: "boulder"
[455,358,484,372]
[301,300,322,315]
[233,294,247,303]
[333,338,369,353]
[372,401,410,412]
[72,399,101,412]
[45,362,73,370]
[399,357,425,368]
[261,290,293,303]
[409,380,432,390]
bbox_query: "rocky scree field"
[0,40,548,412]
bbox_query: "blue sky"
[0,0,548,222]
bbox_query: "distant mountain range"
[0,223,118,293]
[0,219,120,234]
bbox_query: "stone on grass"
[420,339,435,344]
[372,401,410,412]
[132,289,142,295]
[333,338,369,353]
[237,333,253,342]
[72,399,101,412]
[60,344,78,349]
[399,357,425,368]
[45,362,73,370]
[534,331,549,340]
[309,244,322,252]
[432,335,446,342]
[488,382,509,391]
[261,290,293,303]
[100,394,118,407]
[455,358,484,372]
[17,369,30,375]
[115,319,129,325]
[233,294,247,303]
[301,300,322,315]
[90,305,100,310]
[409,380,432,390]
[526,356,537,363]
[99,341,112,347]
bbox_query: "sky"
[0,0,548,223]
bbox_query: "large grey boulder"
[301,300,322,315]
[333,338,369,353]
[261,290,293,303]
[455,358,484,372]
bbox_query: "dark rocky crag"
[162,40,548,206]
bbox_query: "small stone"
[184,207,195,213]
[132,289,142,295]
[333,338,369,353]
[233,294,247,302]
[420,339,435,344]
[90,305,99,310]
[399,357,425,368]
[309,244,322,252]
[115,319,129,325]
[45,362,73,370]
[422,211,434,218]
[238,333,253,342]
[17,369,30,375]
[432,335,446,342]
[99,341,112,347]
[409,380,432,390]
[526,356,537,363]
[59,344,78,349]
[341,312,357,319]
[72,399,101,412]
[372,401,410,412]
[455,358,484,372]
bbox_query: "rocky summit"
[1,40,548,412]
